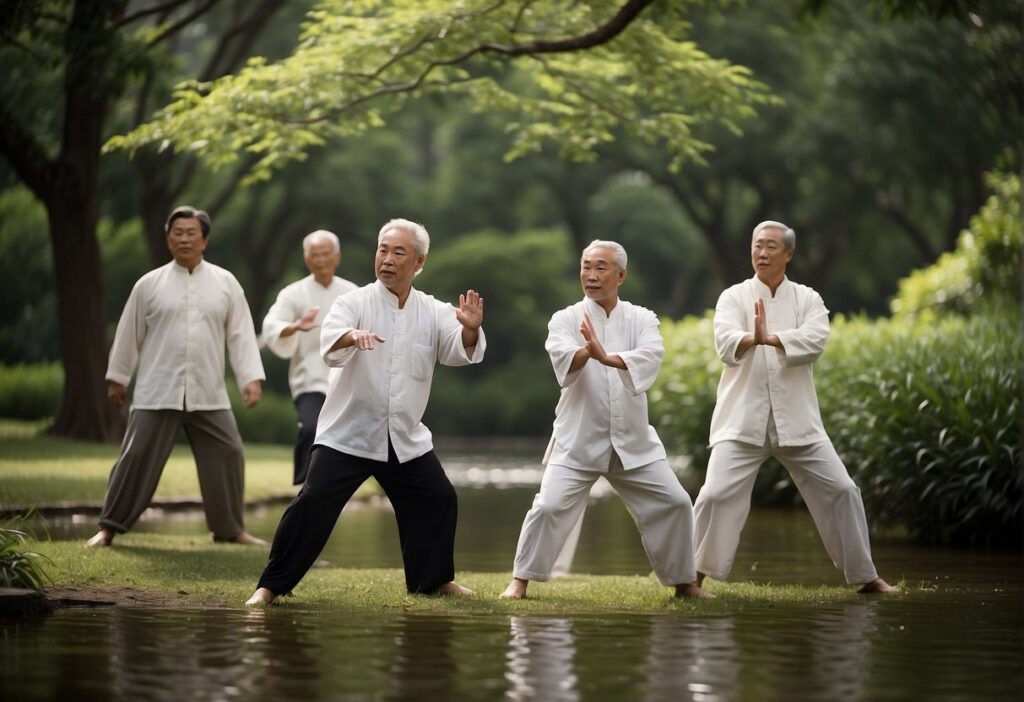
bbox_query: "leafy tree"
[0,0,308,440]
[110,1,773,181]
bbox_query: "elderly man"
[246,218,485,605]
[501,240,711,600]
[261,230,358,485]
[86,206,266,548]
[693,220,897,593]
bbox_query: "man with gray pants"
[86,205,266,547]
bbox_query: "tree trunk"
[46,192,125,442]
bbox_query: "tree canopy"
[108,0,775,180]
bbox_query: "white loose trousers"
[693,439,879,584]
[513,455,697,586]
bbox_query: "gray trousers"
[98,408,246,541]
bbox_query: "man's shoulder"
[332,276,359,293]
[618,299,657,320]
[549,300,585,322]
[783,278,823,300]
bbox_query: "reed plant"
[0,510,51,590]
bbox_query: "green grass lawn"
[23,533,875,614]
[0,419,376,508]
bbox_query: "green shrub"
[0,511,51,590]
[892,172,1021,318]
[818,313,1021,548]
[0,363,62,420]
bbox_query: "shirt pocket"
[410,342,436,381]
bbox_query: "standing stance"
[693,220,896,593]
[501,240,711,600]
[86,206,266,547]
[261,230,358,484]
[247,219,485,604]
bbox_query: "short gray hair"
[302,229,340,255]
[752,220,796,251]
[378,218,430,276]
[581,239,628,270]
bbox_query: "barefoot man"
[501,240,711,600]
[247,218,485,604]
[693,220,897,593]
[87,205,266,547]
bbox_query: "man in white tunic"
[86,206,266,547]
[693,220,897,593]
[247,218,484,604]
[261,230,358,484]
[501,240,711,600]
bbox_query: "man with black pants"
[261,230,358,485]
[247,218,485,604]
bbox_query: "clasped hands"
[577,312,626,370]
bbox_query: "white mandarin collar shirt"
[261,274,359,398]
[315,280,486,463]
[545,296,667,471]
[106,260,265,411]
[709,275,830,448]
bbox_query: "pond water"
[4,453,1023,701]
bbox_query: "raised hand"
[753,298,768,345]
[349,329,387,351]
[295,306,320,332]
[580,312,607,362]
[455,289,484,330]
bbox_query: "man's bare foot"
[858,577,899,594]
[245,588,276,606]
[675,582,716,599]
[228,532,269,546]
[438,581,474,596]
[500,578,529,600]
[85,529,114,548]
[695,571,706,587]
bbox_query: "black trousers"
[292,392,325,485]
[257,442,458,595]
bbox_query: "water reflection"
[643,616,737,702]
[506,617,578,701]
[2,595,1022,701]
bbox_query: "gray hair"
[378,218,430,256]
[302,229,340,255]
[581,239,628,270]
[752,220,796,251]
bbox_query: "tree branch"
[199,0,288,80]
[145,0,221,48]
[0,103,57,200]
[115,0,200,29]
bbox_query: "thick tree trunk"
[46,193,124,442]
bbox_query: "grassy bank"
[25,534,877,615]
[0,420,376,509]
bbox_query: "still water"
[3,454,1023,701]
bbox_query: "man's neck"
[385,282,412,308]
[313,273,334,287]
[593,296,618,317]
[756,272,785,296]
[176,257,203,274]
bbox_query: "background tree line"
[0,0,1020,442]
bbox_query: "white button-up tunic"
[709,275,830,448]
[545,297,667,471]
[315,280,486,463]
[261,274,359,398]
[106,260,265,411]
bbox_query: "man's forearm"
[461,326,479,350]
[568,347,590,373]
